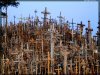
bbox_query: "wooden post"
[75,59,78,75]
[48,52,50,75]
[70,59,73,75]
[2,54,5,74]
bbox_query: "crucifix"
[77,21,85,38]
[55,64,62,75]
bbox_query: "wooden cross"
[77,21,85,38]
[69,19,76,30]
[55,64,62,75]
[57,12,64,25]
[41,7,50,25]
[81,59,86,75]
[61,50,70,74]
[69,19,76,42]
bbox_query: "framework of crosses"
[0,7,100,75]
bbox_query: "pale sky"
[7,1,98,36]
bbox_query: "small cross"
[69,19,76,30]
[55,64,62,75]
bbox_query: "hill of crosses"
[0,7,100,75]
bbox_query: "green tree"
[0,0,19,55]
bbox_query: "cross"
[55,64,62,75]
[14,16,16,25]
[81,59,86,75]
[76,24,79,33]
[77,21,85,33]
[77,21,85,38]
[49,16,53,24]
[85,21,93,33]
[61,50,70,74]
[69,19,76,30]
[66,20,71,29]
[69,19,76,42]
[41,7,50,25]
[85,21,93,49]
[57,12,64,25]
[34,9,37,17]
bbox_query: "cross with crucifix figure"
[77,21,85,38]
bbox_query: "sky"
[6,1,98,36]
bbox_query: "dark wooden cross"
[69,19,76,30]
[57,12,64,25]
[41,7,50,24]
[77,21,85,33]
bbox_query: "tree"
[0,0,19,8]
[0,0,19,16]
[0,0,19,54]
